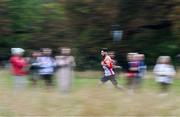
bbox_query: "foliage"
[0,0,179,69]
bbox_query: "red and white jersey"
[102,56,115,76]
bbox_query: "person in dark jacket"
[29,51,42,86]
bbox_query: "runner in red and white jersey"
[100,48,120,89]
[102,55,115,76]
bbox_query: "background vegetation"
[0,0,179,69]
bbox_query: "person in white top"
[37,48,56,86]
[153,56,176,93]
[55,47,75,93]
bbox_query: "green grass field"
[0,70,180,116]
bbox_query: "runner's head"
[101,48,108,57]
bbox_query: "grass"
[0,69,180,116]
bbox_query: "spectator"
[10,48,28,91]
[29,50,42,86]
[37,48,56,87]
[136,54,147,90]
[153,56,176,94]
[126,53,139,93]
[55,47,75,93]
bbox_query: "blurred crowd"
[9,47,176,94]
[99,48,176,95]
[126,53,176,94]
[10,47,75,93]
[126,53,147,93]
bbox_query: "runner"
[100,48,120,89]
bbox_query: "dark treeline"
[0,0,179,70]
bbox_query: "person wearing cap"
[55,47,75,93]
[153,56,176,94]
[10,48,28,90]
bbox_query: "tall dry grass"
[0,70,179,116]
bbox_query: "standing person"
[100,48,120,89]
[37,48,56,87]
[126,53,139,93]
[136,54,147,89]
[10,48,28,91]
[29,51,42,86]
[55,47,75,93]
[153,56,176,94]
